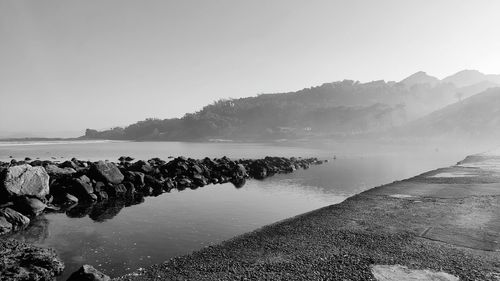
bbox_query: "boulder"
[44,164,76,178]
[94,181,106,193]
[144,175,162,189]
[67,264,110,281]
[60,160,79,170]
[0,207,30,227]
[0,164,49,200]
[95,191,108,201]
[65,193,79,204]
[248,162,268,179]
[130,160,153,174]
[0,216,12,234]
[68,176,95,201]
[53,192,78,206]
[90,161,124,185]
[124,171,145,187]
[15,197,47,216]
[105,184,127,197]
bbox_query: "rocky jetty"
[0,155,324,279]
[0,156,324,232]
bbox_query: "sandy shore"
[114,150,500,281]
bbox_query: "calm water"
[0,141,469,280]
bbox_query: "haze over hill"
[84,70,500,142]
[394,87,500,140]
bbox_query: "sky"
[1,0,500,137]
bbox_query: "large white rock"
[1,164,49,199]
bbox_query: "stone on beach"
[0,207,30,228]
[0,164,49,200]
[14,196,47,216]
[67,264,110,281]
[44,164,77,178]
[0,216,13,234]
[90,161,125,185]
[68,175,95,201]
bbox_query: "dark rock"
[90,161,124,185]
[124,171,145,187]
[94,181,106,193]
[44,164,77,178]
[122,182,135,194]
[177,177,193,187]
[192,174,208,187]
[130,160,154,174]
[60,160,79,170]
[65,193,79,204]
[89,193,98,201]
[68,176,95,201]
[44,204,61,212]
[0,164,49,200]
[30,160,43,166]
[144,175,162,189]
[0,207,30,228]
[67,264,110,281]
[95,191,109,201]
[15,197,47,216]
[248,161,268,179]
[163,178,176,192]
[0,216,12,234]
[105,184,127,197]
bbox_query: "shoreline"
[0,155,326,280]
[114,150,500,281]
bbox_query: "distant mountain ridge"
[400,69,500,89]
[399,71,439,87]
[394,87,500,139]
[84,70,500,141]
[442,70,500,88]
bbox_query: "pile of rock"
[0,156,325,235]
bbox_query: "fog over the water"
[1,0,500,137]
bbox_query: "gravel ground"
[0,238,64,281]
[114,153,500,281]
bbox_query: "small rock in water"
[67,264,110,281]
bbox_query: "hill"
[442,70,500,88]
[400,71,439,87]
[83,71,500,141]
[394,87,500,139]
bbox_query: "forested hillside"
[83,70,499,141]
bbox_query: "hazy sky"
[1,0,500,137]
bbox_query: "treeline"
[82,79,479,141]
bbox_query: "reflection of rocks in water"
[89,200,125,222]
[125,192,145,207]
[89,193,144,222]
[231,178,247,189]
[6,215,50,244]
[66,203,94,218]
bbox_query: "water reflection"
[6,215,50,244]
